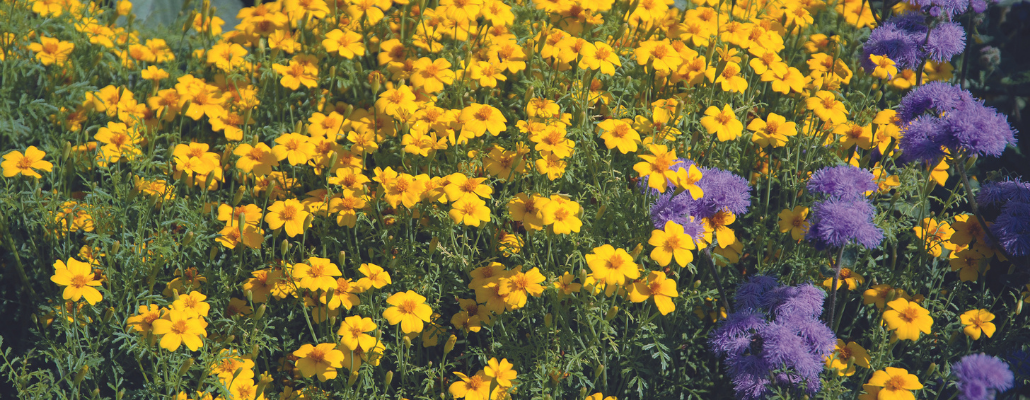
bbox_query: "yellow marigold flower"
[272,133,316,166]
[634,40,682,74]
[822,268,865,290]
[777,206,809,241]
[950,214,986,246]
[499,266,545,309]
[579,41,621,75]
[450,196,492,227]
[712,62,748,93]
[628,271,679,315]
[633,144,679,193]
[825,340,871,376]
[914,218,956,258]
[292,343,344,381]
[883,298,933,341]
[806,90,849,124]
[265,199,309,237]
[2,146,53,179]
[869,54,898,79]
[704,210,737,249]
[216,223,264,250]
[450,371,492,400]
[959,309,996,340]
[292,257,343,292]
[484,358,517,388]
[749,113,797,148]
[950,248,988,282]
[469,61,507,88]
[761,66,806,94]
[383,290,433,334]
[27,36,74,66]
[540,196,581,234]
[648,221,697,267]
[585,245,640,295]
[411,57,455,94]
[152,310,206,351]
[51,257,102,305]
[127,304,163,334]
[233,143,279,176]
[865,367,923,400]
[585,393,617,400]
[597,118,640,154]
[444,173,493,202]
[322,29,365,59]
[459,103,507,137]
[272,61,318,90]
[835,122,874,150]
[172,291,211,319]
[357,263,391,289]
[337,315,378,351]
[700,105,743,142]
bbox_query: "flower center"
[399,300,418,314]
[171,319,189,335]
[884,375,908,392]
[280,205,297,220]
[474,107,493,121]
[899,307,920,323]
[71,274,89,288]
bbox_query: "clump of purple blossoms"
[862,15,966,72]
[896,82,1017,163]
[952,353,1014,400]
[975,179,1030,256]
[710,276,836,400]
[647,162,751,239]
[805,166,884,250]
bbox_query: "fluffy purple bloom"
[906,0,969,18]
[697,168,752,218]
[711,277,836,400]
[808,165,878,201]
[925,21,966,62]
[977,179,1030,207]
[862,17,926,71]
[952,353,1014,400]
[806,198,884,250]
[649,191,706,239]
[897,83,1017,163]
[990,201,1030,256]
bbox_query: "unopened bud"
[403,336,412,349]
[444,334,457,355]
[232,186,245,206]
[384,370,394,386]
[544,313,552,328]
[1015,299,1023,316]
[428,237,439,255]
[102,307,115,323]
[209,245,218,261]
[348,370,359,386]
[594,364,605,379]
[253,304,266,320]
[281,239,290,258]
[178,358,194,377]
[605,306,618,321]
[181,232,195,247]
[73,365,89,385]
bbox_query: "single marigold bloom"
[806,90,849,124]
[272,60,318,90]
[540,196,582,234]
[959,309,996,340]
[450,197,492,227]
[825,339,871,376]
[869,54,898,79]
[172,291,211,319]
[484,358,517,388]
[499,266,545,309]
[411,57,455,94]
[291,257,342,292]
[700,104,743,142]
[633,144,679,192]
[864,367,923,400]
[265,199,309,237]
[585,245,640,295]
[823,267,865,290]
[628,271,679,315]
[579,41,621,75]
[272,133,316,166]
[292,343,344,381]
[648,221,696,267]
[460,103,507,137]
[883,298,932,341]
[2,146,53,178]
[152,310,206,351]
[126,304,163,334]
[337,315,378,351]
[51,257,103,305]
[914,218,956,258]
[382,290,433,334]
[749,113,798,148]
[450,371,492,400]
[949,248,989,282]
[28,36,74,66]
[634,40,682,73]
[597,118,640,154]
[777,206,810,241]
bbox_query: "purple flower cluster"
[896,82,1017,163]
[862,15,966,71]
[952,353,1014,400]
[648,162,751,239]
[976,179,1030,256]
[710,276,836,400]
[805,166,884,250]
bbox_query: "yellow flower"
[540,196,582,234]
[806,90,849,124]
[450,197,492,227]
[126,304,163,334]
[712,62,748,93]
[913,218,956,258]
[272,61,318,90]
[272,133,316,166]
[869,54,898,79]
[959,309,996,340]
[449,371,492,400]
[628,271,679,315]
[2,146,53,178]
[27,37,74,66]
[700,105,743,142]
[704,210,737,248]
[459,103,507,137]
[172,291,211,319]
[648,221,696,267]
[579,41,621,75]
[585,245,640,295]
[265,199,309,237]
[498,266,546,309]
[291,257,342,292]
[949,248,988,282]
[411,57,455,94]
[749,113,797,148]
[484,358,517,388]
[382,290,433,334]
[825,339,871,376]
[634,40,682,74]
[292,343,344,381]
[152,310,206,351]
[357,263,391,289]
[444,173,493,202]
[51,258,103,305]
[777,206,809,241]
[597,118,640,154]
[883,298,933,341]
[322,29,365,58]
[633,144,679,192]
[233,143,279,176]
[865,367,923,400]
[337,315,378,351]
[823,268,865,290]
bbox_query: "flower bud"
[594,364,605,379]
[385,370,394,386]
[605,306,618,321]
[178,358,194,378]
[253,304,266,320]
[73,365,89,386]
[348,370,360,386]
[444,334,457,355]
[403,336,412,349]
[544,313,552,328]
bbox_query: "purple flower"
[862,16,926,71]
[990,201,1030,256]
[733,275,780,312]
[697,168,751,218]
[897,81,972,124]
[767,283,827,322]
[942,102,1018,158]
[649,191,706,239]
[898,115,947,163]
[896,83,1017,163]
[807,165,878,201]
[906,0,969,18]
[952,353,1014,400]
[805,198,884,250]
[925,21,966,62]
[977,179,1030,207]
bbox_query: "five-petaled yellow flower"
[883,298,933,341]
[2,146,53,179]
[292,343,345,381]
[864,367,923,400]
[382,290,433,334]
[648,221,696,267]
[959,309,996,340]
[51,257,103,305]
[28,37,74,65]
[152,310,207,351]
[265,199,310,237]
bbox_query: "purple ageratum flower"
[940,101,1018,158]
[906,0,969,18]
[925,21,967,62]
[697,168,752,219]
[897,81,973,124]
[808,165,878,201]
[710,310,768,356]
[952,353,1014,400]
[897,83,1017,163]
[733,275,780,312]
[649,191,706,239]
[898,115,947,163]
[766,283,827,322]
[990,201,1030,256]
[862,17,925,71]
[805,198,884,250]
[977,179,1030,207]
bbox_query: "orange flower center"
[71,274,89,288]
[280,205,298,220]
[171,319,189,335]
[474,107,493,121]
[884,375,908,392]
[399,299,418,314]
[650,45,669,60]
[898,307,920,323]
[307,348,326,364]
[595,47,611,60]
[17,156,34,170]
[247,147,266,161]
